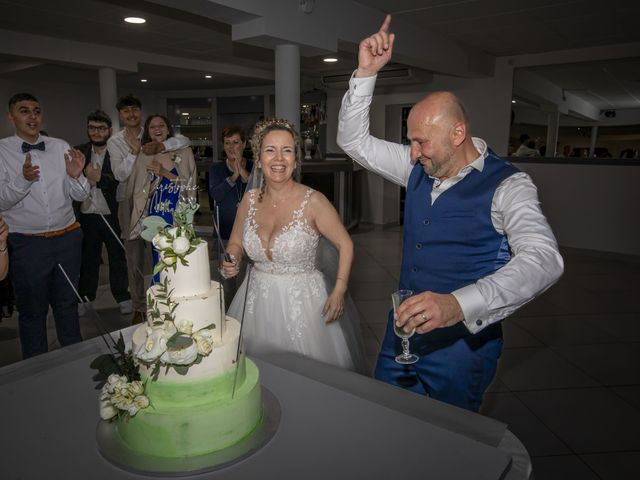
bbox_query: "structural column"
[545,109,560,157]
[589,125,599,157]
[263,94,273,118]
[210,98,219,161]
[99,67,119,131]
[275,44,300,129]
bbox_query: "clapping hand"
[22,153,40,181]
[357,14,395,78]
[65,148,85,179]
[228,154,241,182]
[124,129,141,155]
[142,140,165,155]
[229,155,249,182]
[84,162,101,185]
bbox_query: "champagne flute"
[392,289,419,365]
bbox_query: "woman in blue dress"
[127,114,196,282]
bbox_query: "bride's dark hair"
[250,118,302,203]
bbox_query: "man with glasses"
[75,110,131,316]
[107,94,190,324]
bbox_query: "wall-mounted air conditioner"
[321,66,432,89]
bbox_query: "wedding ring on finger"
[421,312,428,321]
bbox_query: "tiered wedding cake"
[98,206,262,459]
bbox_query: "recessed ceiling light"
[181,112,190,116]
[124,17,146,24]
[205,75,212,79]
[323,57,338,63]
[511,100,516,104]
[140,79,147,83]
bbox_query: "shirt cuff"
[349,72,377,97]
[226,177,236,187]
[76,174,90,189]
[452,284,489,334]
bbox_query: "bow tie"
[21,141,45,153]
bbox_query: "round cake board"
[96,386,281,476]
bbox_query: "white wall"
[0,78,168,146]
[0,78,99,146]
[513,161,640,256]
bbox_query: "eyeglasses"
[88,125,109,132]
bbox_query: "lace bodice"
[243,188,320,275]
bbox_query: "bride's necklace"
[266,187,295,208]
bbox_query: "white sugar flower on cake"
[136,322,176,362]
[193,328,214,356]
[172,236,190,254]
[175,318,193,335]
[160,341,199,365]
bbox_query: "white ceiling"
[0,0,639,114]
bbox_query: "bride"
[223,118,365,373]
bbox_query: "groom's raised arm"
[336,14,412,187]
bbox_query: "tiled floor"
[350,225,640,480]
[1,223,639,480]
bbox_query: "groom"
[337,15,564,411]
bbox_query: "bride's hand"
[323,290,345,323]
[220,255,239,279]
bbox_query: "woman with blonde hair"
[222,118,365,372]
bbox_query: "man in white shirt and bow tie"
[0,92,88,359]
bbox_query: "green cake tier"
[116,359,262,458]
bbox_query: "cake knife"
[211,209,232,263]
[231,261,252,399]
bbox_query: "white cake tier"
[160,241,211,297]
[132,316,243,381]
[147,280,225,340]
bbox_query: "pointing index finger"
[380,14,392,34]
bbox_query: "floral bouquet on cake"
[90,333,151,422]
[141,202,204,276]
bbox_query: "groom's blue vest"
[400,151,519,340]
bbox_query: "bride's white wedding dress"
[228,188,366,372]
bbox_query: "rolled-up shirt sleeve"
[453,172,564,333]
